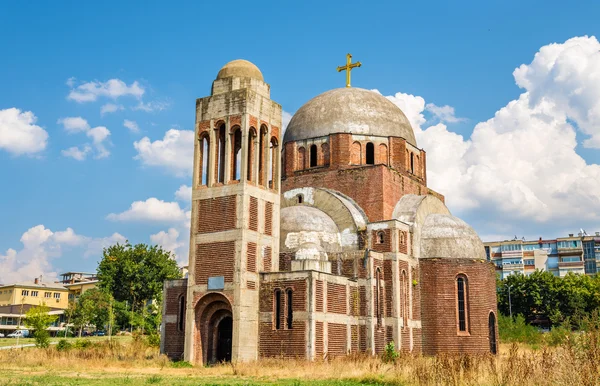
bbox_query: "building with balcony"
[484,232,600,278]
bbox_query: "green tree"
[24,303,58,348]
[97,242,181,330]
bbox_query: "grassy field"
[0,335,599,386]
[0,335,130,348]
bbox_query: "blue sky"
[2,1,600,283]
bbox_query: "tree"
[24,303,58,348]
[97,242,181,329]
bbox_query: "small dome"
[420,214,486,259]
[216,59,264,81]
[280,206,341,252]
[284,88,417,146]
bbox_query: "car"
[91,330,106,336]
[7,330,29,338]
[0,332,4,338]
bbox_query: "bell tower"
[184,60,282,363]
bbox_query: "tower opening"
[366,142,374,164]
[247,128,256,181]
[217,124,226,183]
[231,128,242,181]
[215,316,233,362]
[489,312,497,354]
[200,135,209,185]
[310,144,318,167]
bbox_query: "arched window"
[410,152,414,174]
[489,312,497,354]
[457,275,468,332]
[216,124,226,183]
[247,128,256,181]
[378,144,388,165]
[177,295,185,332]
[321,143,330,166]
[286,289,293,329]
[297,147,306,170]
[377,231,385,244]
[274,289,282,330]
[310,144,318,167]
[268,137,278,189]
[199,134,209,185]
[375,268,382,326]
[351,142,361,165]
[231,128,242,181]
[297,194,303,204]
[366,142,374,165]
[259,126,267,186]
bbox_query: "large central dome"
[284,88,417,146]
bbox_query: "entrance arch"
[489,312,497,354]
[194,293,233,364]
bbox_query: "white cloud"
[61,145,92,161]
[57,116,90,133]
[59,117,111,159]
[0,225,126,284]
[175,185,192,202]
[67,78,145,103]
[106,197,188,223]
[132,100,170,112]
[133,129,194,176]
[150,228,188,264]
[123,119,140,133]
[425,103,466,123]
[379,35,600,238]
[282,110,293,137]
[101,103,124,115]
[0,108,48,156]
[66,77,76,88]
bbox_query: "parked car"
[7,330,29,338]
[0,332,4,338]
[91,330,106,336]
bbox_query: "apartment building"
[484,232,600,278]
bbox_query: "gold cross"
[337,53,362,88]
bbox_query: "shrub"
[171,361,193,368]
[498,314,542,345]
[73,339,93,349]
[146,333,160,348]
[56,339,72,352]
[382,341,399,363]
[33,330,51,348]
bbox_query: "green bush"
[33,330,51,348]
[56,339,72,351]
[146,333,160,348]
[546,320,572,346]
[382,341,399,363]
[73,339,93,349]
[498,314,543,345]
[171,361,193,368]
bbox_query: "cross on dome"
[336,53,361,88]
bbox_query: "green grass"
[0,371,395,386]
[0,336,131,348]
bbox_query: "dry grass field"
[0,332,599,386]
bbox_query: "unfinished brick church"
[160,58,498,364]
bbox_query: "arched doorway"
[489,312,497,354]
[194,293,233,364]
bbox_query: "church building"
[160,58,498,363]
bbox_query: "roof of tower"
[216,59,264,81]
[284,88,417,146]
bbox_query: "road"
[0,341,58,350]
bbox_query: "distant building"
[484,232,600,278]
[0,272,99,335]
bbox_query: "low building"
[0,278,69,335]
[484,232,600,278]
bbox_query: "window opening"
[366,142,374,165]
[274,289,281,330]
[200,136,209,185]
[247,129,256,181]
[177,295,185,332]
[297,194,303,204]
[286,289,293,329]
[310,144,318,167]
[298,147,306,170]
[377,231,385,244]
[217,124,226,183]
[410,152,414,174]
[231,128,242,181]
[375,269,382,326]
[457,276,467,332]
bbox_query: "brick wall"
[264,201,273,236]
[195,241,235,284]
[162,280,187,360]
[327,283,347,314]
[279,253,293,271]
[328,323,347,356]
[371,229,392,252]
[198,196,236,233]
[420,258,498,355]
[247,242,257,273]
[249,196,258,231]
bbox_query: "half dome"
[216,59,264,81]
[420,214,486,260]
[284,88,417,146]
